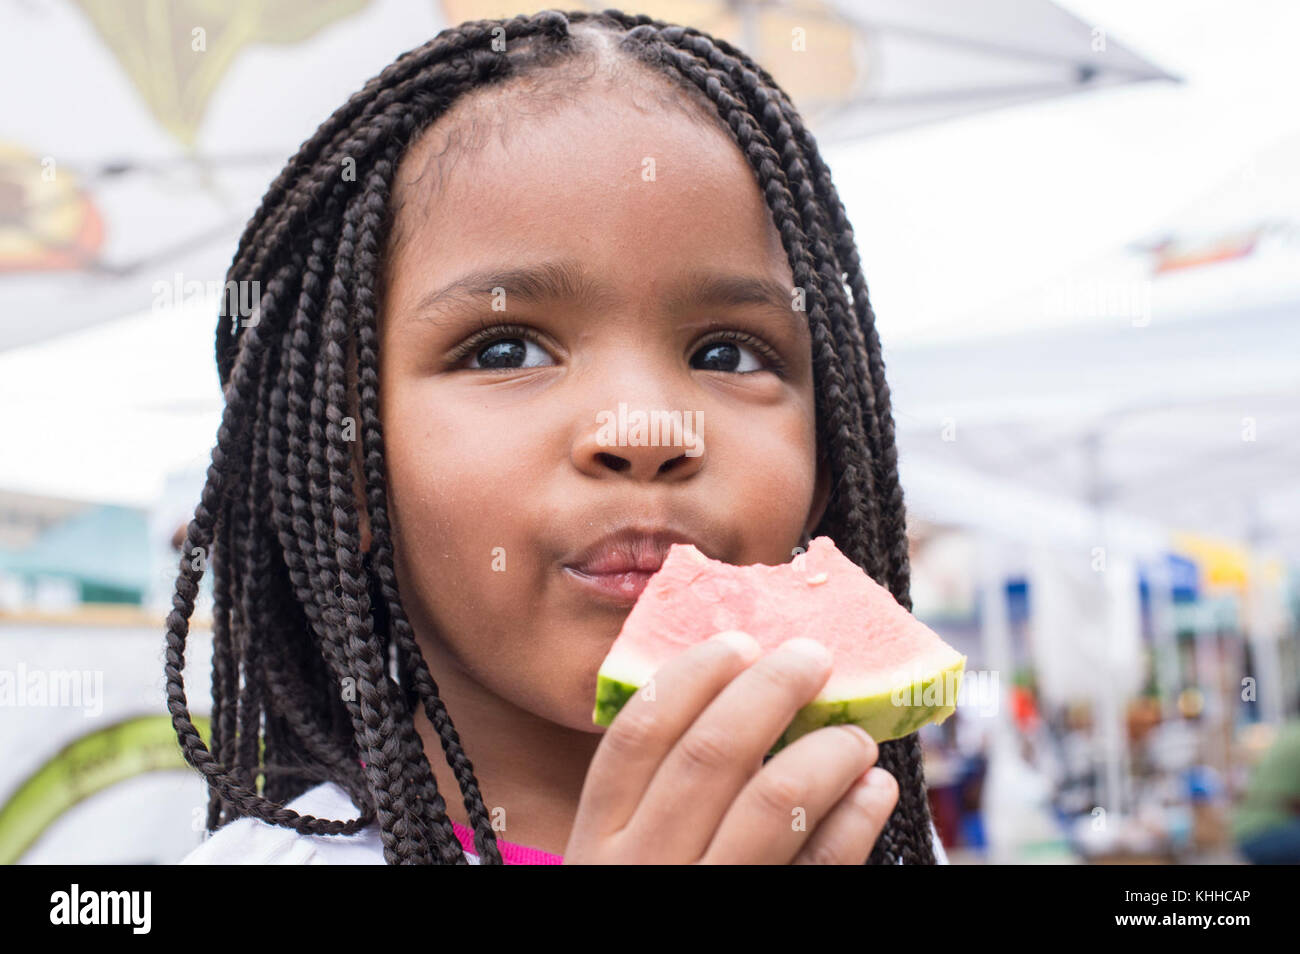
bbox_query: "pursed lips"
[562,528,706,605]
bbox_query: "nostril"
[595,452,628,472]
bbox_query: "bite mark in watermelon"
[592,536,967,755]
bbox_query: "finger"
[619,637,835,861]
[574,630,763,838]
[698,724,879,864]
[791,766,899,865]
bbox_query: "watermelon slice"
[592,535,967,755]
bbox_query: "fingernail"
[712,629,761,663]
[863,767,894,790]
[840,724,874,747]
[782,637,831,666]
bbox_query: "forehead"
[383,75,792,298]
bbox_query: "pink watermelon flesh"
[592,535,967,754]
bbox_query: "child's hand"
[566,631,898,863]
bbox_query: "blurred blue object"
[1185,765,1222,801]
[960,811,986,850]
[1238,821,1300,864]
[1005,578,1029,625]
[1137,553,1199,604]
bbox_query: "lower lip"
[562,566,656,605]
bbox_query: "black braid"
[203,472,235,830]
[169,8,934,864]
[350,150,507,864]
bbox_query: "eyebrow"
[411,260,617,321]
[407,259,808,337]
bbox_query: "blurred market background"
[2,0,1298,864]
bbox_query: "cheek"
[708,401,819,563]
[382,385,544,594]
[746,446,818,559]
[387,378,539,507]
[378,379,594,720]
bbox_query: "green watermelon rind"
[593,655,967,757]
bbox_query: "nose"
[572,401,705,482]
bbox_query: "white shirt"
[179,781,949,864]
[179,781,411,865]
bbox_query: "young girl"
[168,8,947,865]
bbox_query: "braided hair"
[164,8,936,865]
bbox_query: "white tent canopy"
[0,0,1172,353]
[818,0,1173,139]
[891,298,1300,557]
[888,132,1300,560]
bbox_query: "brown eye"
[454,324,557,371]
[690,331,782,374]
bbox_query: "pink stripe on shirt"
[450,820,564,864]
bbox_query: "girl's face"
[369,73,829,734]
